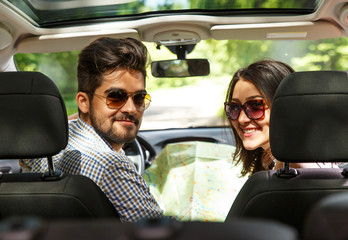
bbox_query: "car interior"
[1,0,348,239]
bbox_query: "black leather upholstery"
[0,173,117,219]
[0,71,119,219]
[270,70,348,162]
[28,218,298,240]
[226,71,348,235]
[304,192,348,240]
[0,71,68,158]
[226,168,348,233]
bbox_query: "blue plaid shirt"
[20,118,163,223]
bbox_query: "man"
[20,37,163,223]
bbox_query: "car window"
[14,37,348,130]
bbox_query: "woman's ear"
[76,92,90,114]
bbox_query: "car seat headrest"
[0,71,68,159]
[270,71,348,163]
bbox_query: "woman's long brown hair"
[225,60,294,177]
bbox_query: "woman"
[224,59,333,177]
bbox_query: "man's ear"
[76,92,90,114]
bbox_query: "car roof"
[0,0,346,71]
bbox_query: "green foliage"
[14,51,79,116]
[189,0,315,9]
[14,36,348,118]
[291,38,348,71]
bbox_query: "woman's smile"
[231,78,271,151]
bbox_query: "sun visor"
[17,29,140,53]
[211,21,342,40]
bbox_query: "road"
[141,82,227,130]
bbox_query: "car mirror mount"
[151,44,210,78]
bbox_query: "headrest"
[270,71,348,163]
[0,71,68,159]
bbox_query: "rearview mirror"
[151,59,210,77]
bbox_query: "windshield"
[9,0,342,131]
[14,37,348,130]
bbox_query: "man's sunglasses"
[224,99,266,121]
[92,89,151,111]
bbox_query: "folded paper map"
[144,141,247,222]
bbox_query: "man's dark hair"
[77,37,148,94]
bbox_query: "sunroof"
[6,0,321,27]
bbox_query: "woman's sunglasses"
[92,89,151,111]
[224,99,266,120]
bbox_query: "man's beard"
[89,107,140,145]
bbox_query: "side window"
[14,52,79,116]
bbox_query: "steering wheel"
[123,138,146,176]
[124,135,157,176]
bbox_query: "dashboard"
[137,126,236,162]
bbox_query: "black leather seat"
[0,71,119,219]
[14,218,298,240]
[225,71,348,235]
[304,191,348,240]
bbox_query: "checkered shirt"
[20,118,163,223]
